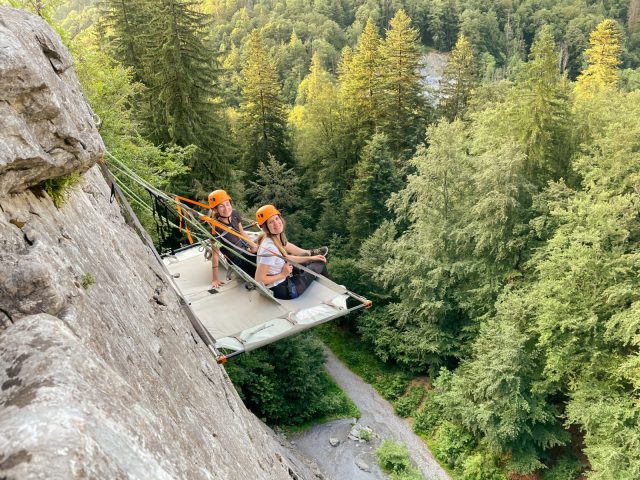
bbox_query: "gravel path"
[292,347,450,480]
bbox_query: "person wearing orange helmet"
[254,204,329,299]
[208,189,258,288]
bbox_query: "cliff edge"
[0,7,319,479]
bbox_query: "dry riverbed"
[291,348,450,480]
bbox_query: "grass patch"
[316,323,410,401]
[43,172,82,207]
[80,273,95,289]
[283,369,359,434]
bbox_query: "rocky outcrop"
[0,8,317,480]
[0,7,103,196]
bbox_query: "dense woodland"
[6,0,640,478]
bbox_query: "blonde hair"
[257,216,288,256]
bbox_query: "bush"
[433,422,476,469]
[43,172,82,207]
[460,451,507,480]
[541,456,582,480]
[375,439,425,480]
[413,390,445,436]
[375,439,413,473]
[226,333,358,425]
[394,385,426,418]
[377,373,410,401]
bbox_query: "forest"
[5,0,639,478]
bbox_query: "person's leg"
[290,261,329,297]
[226,250,257,278]
[270,281,291,299]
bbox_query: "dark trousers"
[225,249,256,278]
[270,261,329,300]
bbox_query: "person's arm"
[255,262,293,285]
[238,224,258,253]
[211,244,224,288]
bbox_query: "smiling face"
[215,200,232,218]
[266,214,284,235]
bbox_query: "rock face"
[0,8,317,480]
[0,7,103,196]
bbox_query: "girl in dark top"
[208,190,258,288]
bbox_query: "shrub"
[376,373,409,401]
[375,439,425,479]
[413,391,443,436]
[433,422,476,469]
[376,439,413,473]
[460,451,507,480]
[541,456,582,480]
[43,173,82,207]
[394,385,426,417]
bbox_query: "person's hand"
[310,255,326,263]
[282,263,294,277]
[211,279,225,288]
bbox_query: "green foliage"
[393,385,425,418]
[378,9,426,155]
[358,428,372,441]
[432,421,476,470]
[226,333,355,425]
[413,392,443,437]
[43,172,82,208]
[459,451,506,480]
[316,323,410,402]
[246,154,300,210]
[344,133,402,252]
[239,29,291,176]
[541,456,582,480]
[80,273,95,289]
[439,33,477,120]
[504,25,574,185]
[375,439,422,479]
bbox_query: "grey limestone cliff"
[0,7,319,479]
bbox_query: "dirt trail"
[292,348,450,480]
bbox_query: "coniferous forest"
[7,0,640,478]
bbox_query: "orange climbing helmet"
[256,204,281,226]
[208,189,231,209]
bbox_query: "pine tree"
[138,0,231,195]
[100,0,148,80]
[378,9,426,156]
[506,25,573,185]
[239,29,291,178]
[344,134,402,250]
[439,33,477,121]
[575,19,623,100]
[339,17,383,155]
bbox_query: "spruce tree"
[439,33,477,121]
[575,19,623,100]
[138,0,231,195]
[339,17,383,155]
[100,0,148,80]
[378,9,426,156]
[344,134,401,251]
[506,26,573,185]
[239,29,291,178]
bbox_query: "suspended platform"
[163,244,368,360]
